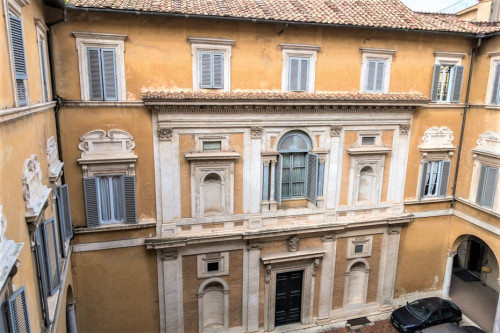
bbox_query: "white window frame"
[35,19,51,103]
[197,252,229,278]
[359,48,395,93]
[346,236,373,259]
[188,37,234,92]
[432,52,465,103]
[485,52,500,105]
[280,44,320,93]
[73,32,127,101]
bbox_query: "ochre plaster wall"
[72,246,159,333]
[55,258,75,333]
[58,106,156,227]
[394,217,449,297]
[340,131,358,206]
[182,250,243,333]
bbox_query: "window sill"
[404,197,452,205]
[454,197,500,218]
[74,221,156,234]
[485,104,500,110]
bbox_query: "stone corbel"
[312,258,320,276]
[399,124,411,135]
[265,264,272,283]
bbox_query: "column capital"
[330,125,342,137]
[161,249,178,261]
[247,243,262,251]
[447,249,458,258]
[158,127,173,141]
[399,124,411,135]
[321,234,335,242]
[250,126,263,139]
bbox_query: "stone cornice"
[0,101,56,124]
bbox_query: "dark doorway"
[467,239,485,274]
[275,270,303,326]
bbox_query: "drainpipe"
[451,35,483,208]
[46,8,67,184]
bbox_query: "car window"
[428,311,439,322]
[407,300,431,320]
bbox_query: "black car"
[391,297,462,332]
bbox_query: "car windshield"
[407,300,431,320]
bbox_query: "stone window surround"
[469,131,500,212]
[35,19,50,103]
[343,258,371,309]
[261,250,324,332]
[197,277,230,333]
[432,52,466,103]
[346,235,373,259]
[197,252,229,278]
[73,32,127,101]
[188,37,235,92]
[279,44,321,93]
[359,48,396,94]
[485,51,500,105]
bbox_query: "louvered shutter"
[9,15,27,80]
[16,80,26,106]
[491,64,500,104]
[34,229,50,327]
[7,287,31,333]
[476,165,487,204]
[366,61,377,91]
[299,58,309,91]
[56,184,73,242]
[123,175,137,224]
[83,177,101,227]
[0,301,8,333]
[317,163,325,197]
[430,65,441,101]
[200,52,212,88]
[439,161,451,197]
[101,49,118,100]
[212,53,224,89]
[87,48,103,100]
[289,58,299,91]
[41,218,61,295]
[39,41,49,101]
[450,65,464,103]
[375,61,385,91]
[482,167,498,208]
[276,154,282,206]
[306,153,318,204]
[419,162,428,199]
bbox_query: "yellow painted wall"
[55,259,75,333]
[72,246,159,333]
[58,106,156,227]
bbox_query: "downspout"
[46,7,67,184]
[451,35,483,208]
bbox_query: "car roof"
[413,297,453,312]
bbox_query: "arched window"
[277,131,319,204]
[202,173,223,216]
[198,278,229,332]
[357,166,375,202]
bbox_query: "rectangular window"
[207,261,220,272]
[419,161,451,199]
[365,60,385,92]
[9,14,28,106]
[281,153,307,198]
[203,141,221,150]
[430,64,464,103]
[288,57,309,92]
[354,244,364,253]
[361,137,376,145]
[476,165,498,209]
[199,52,224,89]
[39,40,49,102]
[87,47,118,101]
[83,175,136,227]
[490,63,500,105]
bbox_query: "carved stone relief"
[158,127,173,141]
[330,125,342,137]
[47,136,64,181]
[288,236,300,252]
[78,129,136,159]
[474,131,500,156]
[420,126,455,149]
[0,203,23,290]
[250,126,263,139]
[399,124,411,135]
[22,155,51,220]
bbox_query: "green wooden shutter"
[83,177,101,227]
[288,57,299,91]
[101,49,118,100]
[430,65,441,101]
[306,153,318,204]
[450,65,464,103]
[419,162,428,199]
[123,175,137,224]
[7,287,31,333]
[299,58,309,91]
[482,167,498,208]
[475,165,487,205]
[491,64,500,104]
[212,53,224,88]
[439,161,451,197]
[39,41,49,101]
[41,218,61,295]
[200,52,212,88]
[87,48,103,100]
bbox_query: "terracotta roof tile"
[66,0,500,34]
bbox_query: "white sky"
[401,0,469,12]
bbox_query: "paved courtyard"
[323,319,398,332]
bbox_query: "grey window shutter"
[482,167,498,208]
[439,161,451,197]
[16,80,27,106]
[56,184,73,242]
[375,61,385,91]
[0,301,9,333]
[7,287,31,333]
[39,41,49,101]
[476,165,487,205]
[34,229,50,327]
[123,175,137,224]
[299,58,309,91]
[87,48,103,100]
[289,58,299,91]
[276,154,282,206]
[41,218,61,295]
[366,61,376,91]
[451,65,464,103]
[9,15,27,80]
[306,153,319,204]
[83,177,101,227]
[491,64,500,104]
[200,52,212,88]
[101,49,118,100]
[212,53,224,89]
[430,65,441,101]
[419,162,428,199]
